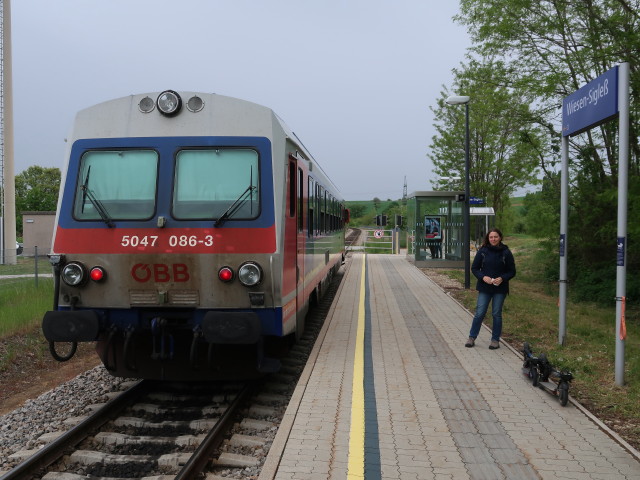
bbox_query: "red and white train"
[42,90,346,380]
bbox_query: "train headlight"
[156,90,182,116]
[61,262,87,286]
[238,262,262,287]
[218,266,234,283]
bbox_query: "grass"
[0,278,54,338]
[0,256,51,276]
[0,275,55,373]
[438,235,640,443]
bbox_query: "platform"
[259,254,640,480]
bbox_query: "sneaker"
[489,340,500,350]
[465,337,475,348]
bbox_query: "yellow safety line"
[347,254,366,479]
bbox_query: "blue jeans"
[469,291,506,341]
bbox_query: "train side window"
[308,177,314,237]
[323,191,328,233]
[316,184,322,236]
[288,162,296,218]
[74,149,158,221]
[331,196,336,231]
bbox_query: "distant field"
[345,199,399,215]
[511,196,524,206]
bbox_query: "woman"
[465,228,516,349]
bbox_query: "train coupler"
[190,326,203,370]
[151,317,175,361]
[123,326,138,372]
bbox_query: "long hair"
[481,228,503,248]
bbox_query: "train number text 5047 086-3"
[120,235,215,248]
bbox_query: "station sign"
[562,66,619,137]
[469,197,484,205]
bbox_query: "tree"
[347,203,367,219]
[429,59,543,222]
[15,166,61,235]
[456,0,640,302]
[456,0,640,175]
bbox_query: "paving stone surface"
[260,255,640,480]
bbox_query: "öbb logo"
[131,263,190,283]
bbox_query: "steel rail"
[0,380,149,480]
[175,382,254,480]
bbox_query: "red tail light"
[218,266,234,282]
[90,266,106,282]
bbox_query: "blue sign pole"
[559,63,628,386]
[614,63,629,386]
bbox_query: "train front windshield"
[173,148,260,220]
[73,150,158,221]
[71,146,261,223]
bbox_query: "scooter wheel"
[530,367,539,387]
[559,382,569,406]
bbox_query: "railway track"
[345,227,362,252]
[2,262,347,480]
[2,380,253,479]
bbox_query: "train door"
[285,156,305,338]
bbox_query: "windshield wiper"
[81,167,114,228]
[214,185,257,228]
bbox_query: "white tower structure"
[1,0,16,264]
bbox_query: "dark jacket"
[471,243,516,294]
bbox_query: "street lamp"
[446,95,471,289]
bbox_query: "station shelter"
[406,191,495,267]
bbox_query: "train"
[42,90,347,380]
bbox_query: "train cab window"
[308,177,315,237]
[73,150,158,221]
[173,149,260,220]
[288,162,296,218]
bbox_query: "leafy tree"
[522,174,561,239]
[429,58,543,224]
[348,203,367,219]
[15,166,61,235]
[456,0,640,302]
[457,0,640,174]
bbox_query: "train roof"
[72,91,298,152]
[69,91,340,194]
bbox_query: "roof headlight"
[138,96,155,113]
[186,95,204,112]
[61,262,87,286]
[238,262,262,287]
[156,90,182,116]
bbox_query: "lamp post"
[446,95,471,289]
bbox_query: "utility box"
[21,211,56,257]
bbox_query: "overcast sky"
[11,0,470,201]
